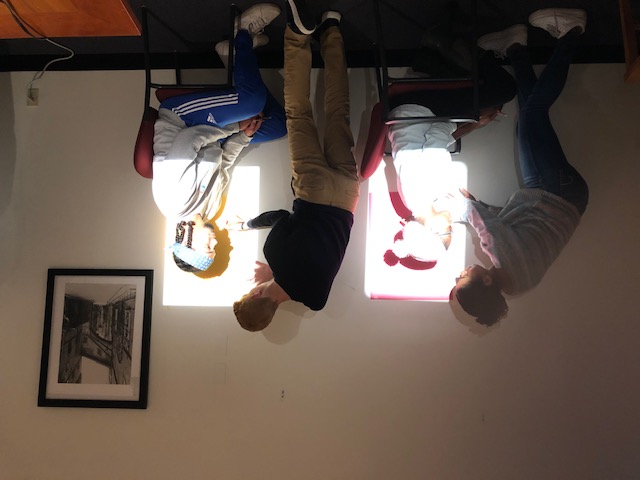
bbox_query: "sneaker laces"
[545,20,562,37]
[247,19,267,35]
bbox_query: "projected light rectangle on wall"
[365,160,468,301]
[162,166,261,307]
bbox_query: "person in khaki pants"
[232,1,359,332]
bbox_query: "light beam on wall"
[162,166,261,307]
[364,159,468,301]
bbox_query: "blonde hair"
[233,294,279,332]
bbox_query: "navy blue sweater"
[247,199,354,310]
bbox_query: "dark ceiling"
[0,0,629,72]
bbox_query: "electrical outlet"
[27,88,39,106]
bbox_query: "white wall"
[1,63,639,480]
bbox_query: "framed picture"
[38,269,153,408]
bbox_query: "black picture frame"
[38,269,153,408]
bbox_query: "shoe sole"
[528,8,586,34]
[287,0,316,34]
[478,24,527,52]
[529,8,586,23]
[238,4,281,34]
[321,11,341,24]
[215,34,269,57]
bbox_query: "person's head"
[171,216,216,273]
[190,214,217,257]
[389,220,447,266]
[450,265,508,326]
[233,283,279,332]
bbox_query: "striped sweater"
[461,189,582,294]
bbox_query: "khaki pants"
[284,26,360,214]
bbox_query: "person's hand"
[434,189,470,223]
[240,114,264,137]
[253,261,273,284]
[225,215,247,231]
[459,187,476,201]
[238,118,251,131]
[477,108,502,127]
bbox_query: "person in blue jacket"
[152,4,287,273]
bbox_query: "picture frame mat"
[38,268,153,408]
[45,274,147,400]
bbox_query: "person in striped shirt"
[447,8,589,326]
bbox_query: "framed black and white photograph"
[38,269,153,408]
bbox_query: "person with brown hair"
[448,9,590,326]
[232,0,358,331]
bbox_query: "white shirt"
[388,104,457,217]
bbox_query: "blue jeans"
[509,32,589,215]
[159,30,286,144]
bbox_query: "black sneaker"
[313,11,341,42]
[286,0,316,35]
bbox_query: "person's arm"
[153,112,186,159]
[154,123,246,219]
[219,131,252,168]
[249,92,288,144]
[196,126,261,221]
[462,199,520,270]
[452,107,505,140]
[458,188,503,215]
[435,188,502,224]
[253,261,274,283]
[211,115,264,166]
[477,200,503,215]
[244,210,290,229]
[452,121,483,140]
[216,115,263,167]
[163,124,239,163]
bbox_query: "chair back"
[134,107,159,179]
[133,5,238,179]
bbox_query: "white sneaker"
[236,3,281,36]
[478,24,527,58]
[528,8,587,38]
[215,34,269,67]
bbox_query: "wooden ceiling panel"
[0,0,140,38]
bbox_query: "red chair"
[360,80,473,179]
[361,0,479,180]
[133,5,239,179]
